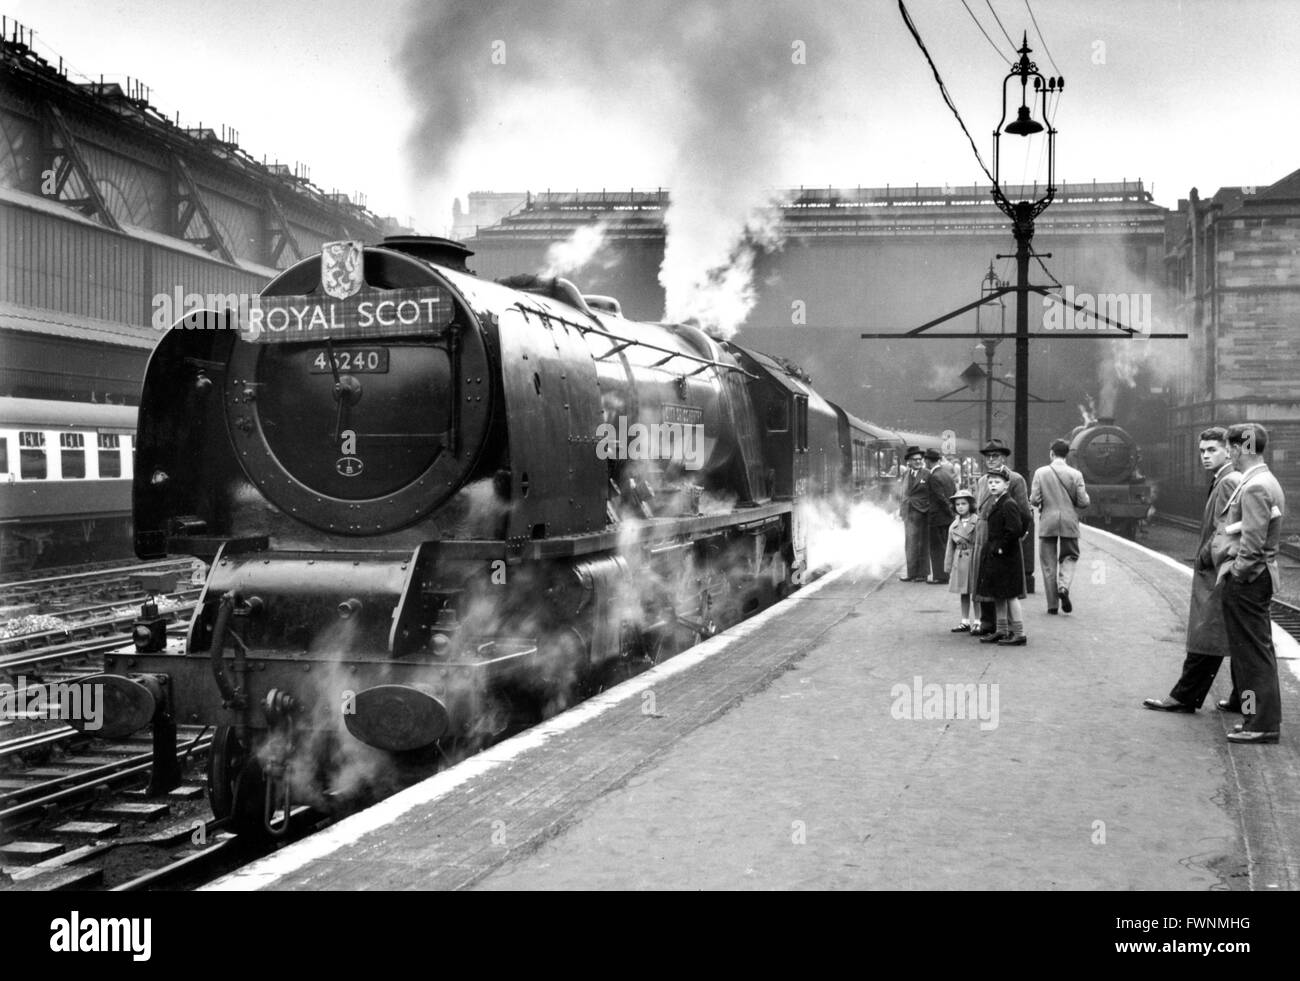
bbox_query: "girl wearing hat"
[976,466,1028,645]
[945,488,978,631]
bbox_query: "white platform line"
[1082,525,1300,673]
[204,563,867,891]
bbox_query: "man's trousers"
[1222,573,1281,732]
[1038,535,1080,611]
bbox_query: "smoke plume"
[399,1,845,338]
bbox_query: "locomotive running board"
[436,500,793,562]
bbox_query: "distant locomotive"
[0,397,136,572]
[1067,419,1153,539]
[76,236,901,834]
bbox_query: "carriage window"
[19,432,46,479]
[60,432,86,479]
[98,433,122,478]
[0,438,7,474]
[795,397,808,451]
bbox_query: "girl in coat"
[945,489,978,632]
[976,466,1028,646]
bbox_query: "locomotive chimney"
[381,235,476,274]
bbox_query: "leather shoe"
[1046,608,1058,615]
[1226,729,1280,744]
[1216,699,1242,713]
[1059,587,1072,613]
[899,576,917,582]
[1142,697,1195,713]
[979,631,1008,644]
[997,635,1027,646]
[950,623,971,633]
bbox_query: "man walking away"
[1219,423,1286,744]
[898,446,930,582]
[1143,427,1243,714]
[1030,439,1090,614]
[925,448,956,583]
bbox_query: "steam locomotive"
[1067,418,1154,539]
[76,236,895,834]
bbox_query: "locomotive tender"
[80,236,888,832]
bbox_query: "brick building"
[1164,170,1300,532]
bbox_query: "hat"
[985,464,1011,481]
[980,438,1011,457]
[950,488,976,503]
[923,448,942,462]
[904,445,923,460]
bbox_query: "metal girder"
[263,189,303,266]
[170,154,236,264]
[42,103,122,232]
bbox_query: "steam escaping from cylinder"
[398,1,846,339]
[801,496,904,578]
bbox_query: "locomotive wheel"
[206,725,246,822]
[207,726,271,838]
[230,756,269,839]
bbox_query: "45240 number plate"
[309,348,389,373]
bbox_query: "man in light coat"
[1143,427,1243,714]
[1218,423,1286,744]
[1030,438,1090,614]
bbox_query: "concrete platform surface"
[207,527,1300,891]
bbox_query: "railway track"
[0,723,221,891]
[0,558,196,609]
[0,591,200,656]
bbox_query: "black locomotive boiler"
[1067,418,1154,539]
[79,237,881,833]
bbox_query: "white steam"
[539,221,617,279]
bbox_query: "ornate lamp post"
[991,33,1062,477]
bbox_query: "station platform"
[207,527,1300,891]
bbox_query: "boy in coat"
[976,466,1028,646]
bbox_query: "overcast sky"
[10,0,1299,230]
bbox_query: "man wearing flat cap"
[925,448,956,583]
[969,438,1032,638]
[898,445,930,581]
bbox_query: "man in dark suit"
[1030,438,1090,614]
[925,448,956,583]
[1143,427,1243,714]
[1219,423,1286,744]
[898,446,930,581]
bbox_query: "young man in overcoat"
[1143,427,1243,714]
